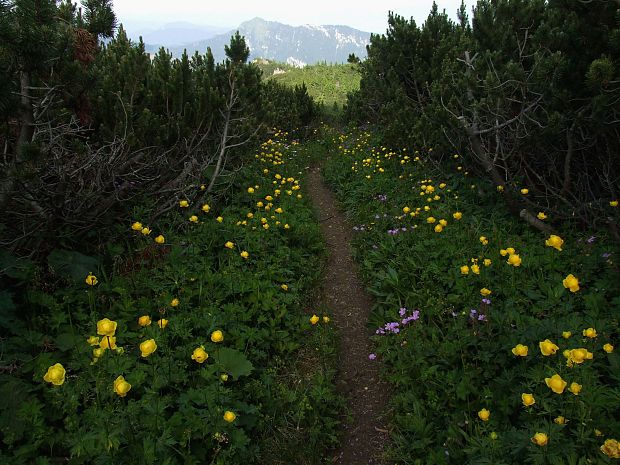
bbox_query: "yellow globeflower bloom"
[99,335,117,350]
[141,227,151,235]
[216,216,223,223]
[97,318,117,337]
[563,274,580,292]
[223,411,236,423]
[113,375,131,397]
[403,206,410,214]
[512,344,528,356]
[480,288,492,297]
[140,339,157,357]
[211,330,224,343]
[471,264,480,275]
[131,221,143,231]
[323,316,330,323]
[583,327,597,338]
[477,409,490,421]
[179,200,189,208]
[439,219,448,227]
[537,212,547,220]
[545,374,567,394]
[562,331,572,339]
[567,348,589,364]
[310,314,320,325]
[507,254,522,267]
[520,188,529,195]
[189,215,198,223]
[545,235,564,251]
[568,382,582,395]
[531,432,548,446]
[247,187,255,194]
[154,235,165,244]
[224,241,234,249]
[479,236,489,245]
[600,439,620,458]
[610,200,619,207]
[521,393,535,406]
[426,216,436,224]
[43,363,66,386]
[202,203,210,212]
[240,251,249,259]
[603,343,614,353]
[281,284,288,291]
[539,339,559,356]
[460,265,470,275]
[138,315,151,327]
[87,335,100,346]
[434,224,443,233]
[453,212,462,220]
[554,416,567,425]
[191,346,209,363]
[157,318,168,329]
[483,258,492,266]
[85,273,98,286]
[170,298,179,307]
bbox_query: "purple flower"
[368,353,377,360]
[399,307,407,317]
[482,298,491,305]
[587,235,597,244]
[411,310,420,320]
[602,252,612,258]
[478,314,487,321]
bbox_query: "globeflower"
[568,382,582,395]
[141,227,151,235]
[520,188,529,195]
[131,221,143,231]
[512,344,528,356]
[154,235,165,244]
[479,236,488,245]
[554,416,567,425]
[140,339,157,357]
[471,264,480,274]
[87,335,99,346]
[434,224,443,233]
[202,203,210,212]
[539,339,559,356]
[403,206,410,214]
[189,215,198,223]
[545,373,567,394]
[522,392,535,407]
[610,200,619,207]
[478,408,490,421]
[563,274,579,292]
[567,348,592,364]
[281,284,288,291]
[138,315,151,327]
[240,251,249,259]
[426,217,436,224]
[179,200,189,208]
[113,375,131,397]
[453,212,462,220]
[85,273,98,286]
[483,258,492,266]
[480,288,492,297]
[545,235,564,251]
[224,241,234,249]
[170,298,179,307]
[603,343,614,353]
[216,216,223,223]
[191,346,209,363]
[310,314,320,325]
[97,318,117,337]
[583,327,597,338]
[223,411,236,423]
[99,335,117,350]
[600,439,620,458]
[507,253,522,266]
[537,212,547,220]
[460,265,469,275]
[531,432,548,446]
[43,363,66,386]
[157,318,168,329]
[211,330,224,343]
[562,331,572,339]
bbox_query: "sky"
[111,0,467,34]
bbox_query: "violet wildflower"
[482,298,491,305]
[478,314,487,321]
[399,307,407,317]
[368,353,377,360]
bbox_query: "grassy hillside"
[255,60,361,108]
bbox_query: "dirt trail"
[305,167,390,465]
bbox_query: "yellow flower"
[563,274,579,292]
[191,346,209,363]
[567,348,591,364]
[99,335,117,350]
[138,315,151,327]
[93,347,105,358]
[275,207,283,214]
[603,343,614,353]
[507,254,522,266]
[224,241,234,249]
[403,206,410,214]
[460,265,470,275]
[216,216,223,223]
[284,224,290,229]
[512,344,528,356]
[281,284,288,291]
[141,227,151,235]
[478,408,490,421]
[610,200,619,207]
[240,251,249,259]
[189,215,198,223]
[562,331,572,339]
[113,375,131,397]
[202,203,210,213]
[479,236,488,245]
[426,217,436,224]
[310,314,320,325]
[583,327,597,338]
[87,335,100,346]
[200,184,206,190]
[600,439,620,458]
[154,235,165,244]
[223,411,236,423]
[483,258,492,266]
[531,432,548,446]
[439,183,446,189]
[220,373,229,381]
[131,221,143,231]
[496,185,504,192]
[157,318,168,329]
[520,188,529,195]
[471,264,480,275]
[140,339,157,357]
[545,235,564,251]
[323,316,330,323]
[85,273,98,286]
[247,187,255,194]
[539,339,559,356]
[170,298,179,307]
[434,224,443,233]
[211,330,224,343]
[97,318,117,337]
[500,249,508,256]
[179,200,189,208]
[439,219,448,226]
[568,382,582,395]
[545,374,567,394]
[43,363,66,386]
[537,212,547,220]
[480,288,492,296]
[554,416,567,425]
[506,247,515,255]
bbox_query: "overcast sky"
[112,0,467,33]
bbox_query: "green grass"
[256,60,361,108]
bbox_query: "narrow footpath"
[305,167,390,465]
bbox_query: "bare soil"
[305,167,390,465]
